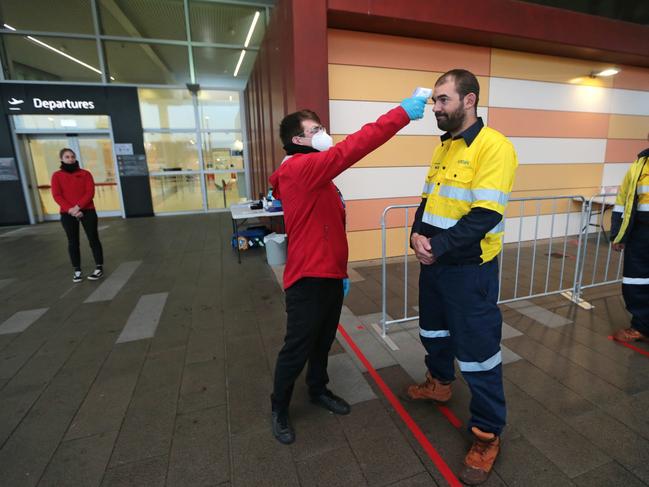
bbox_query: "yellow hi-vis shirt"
[612,150,649,244]
[422,121,518,264]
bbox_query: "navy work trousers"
[622,218,649,335]
[418,258,506,435]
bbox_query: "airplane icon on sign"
[8,98,24,105]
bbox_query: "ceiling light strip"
[233,49,246,77]
[244,11,260,48]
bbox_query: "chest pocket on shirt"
[445,165,474,185]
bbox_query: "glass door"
[22,134,122,220]
[77,136,121,214]
[25,135,70,220]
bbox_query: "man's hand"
[411,232,435,265]
[68,205,81,215]
[613,242,625,252]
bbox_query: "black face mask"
[60,161,80,173]
[283,142,319,155]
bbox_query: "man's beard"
[435,106,465,133]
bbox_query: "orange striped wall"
[329,29,649,261]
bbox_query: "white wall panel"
[510,137,607,164]
[503,212,587,243]
[489,77,612,114]
[329,100,489,136]
[610,88,649,116]
[601,162,631,189]
[334,166,428,200]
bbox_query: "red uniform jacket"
[270,106,409,290]
[51,169,96,213]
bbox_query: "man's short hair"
[279,110,321,146]
[436,69,480,112]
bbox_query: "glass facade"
[140,88,247,214]
[0,1,265,216]
[139,89,195,129]
[103,41,191,85]
[1,34,101,82]
[0,0,270,90]
[0,0,95,34]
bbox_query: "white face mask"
[311,130,333,151]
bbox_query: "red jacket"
[51,169,96,213]
[270,106,410,289]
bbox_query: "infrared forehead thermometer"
[412,87,433,99]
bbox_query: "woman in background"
[51,148,104,283]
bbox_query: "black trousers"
[60,209,104,270]
[271,277,344,412]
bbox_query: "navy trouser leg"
[418,264,455,382]
[436,260,506,436]
[622,223,649,335]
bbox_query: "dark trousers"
[622,219,649,335]
[60,209,103,270]
[418,258,506,435]
[271,277,344,412]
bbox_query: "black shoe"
[310,390,351,415]
[87,267,104,281]
[72,270,83,283]
[271,411,295,445]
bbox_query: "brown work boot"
[612,327,649,343]
[405,372,452,402]
[459,427,501,485]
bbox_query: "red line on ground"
[436,405,463,429]
[337,324,463,487]
[608,336,649,357]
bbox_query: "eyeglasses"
[297,125,325,138]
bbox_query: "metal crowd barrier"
[573,193,623,298]
[379,194,622,336]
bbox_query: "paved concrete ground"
[0,214,647,487]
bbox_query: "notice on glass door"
[0,158,19,181]
[117,154,148,177]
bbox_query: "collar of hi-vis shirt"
[440,117,484,147]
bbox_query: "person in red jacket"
[51,148,104,283]
[269,96,427,444]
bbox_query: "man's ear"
[463,93,477,111]
[292,135,303,145]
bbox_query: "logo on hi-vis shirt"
[457,159,471,166]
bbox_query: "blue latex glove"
[400,96,427,120]
[342,278,350,297]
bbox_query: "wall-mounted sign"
[117,154,148,177]
[1,84,106,115]
[114,143,134,156]
[0,158,19,181]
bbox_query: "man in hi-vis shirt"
[407,69,518,485]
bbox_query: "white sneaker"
[72,271,83,283]
[87,268,104,281]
